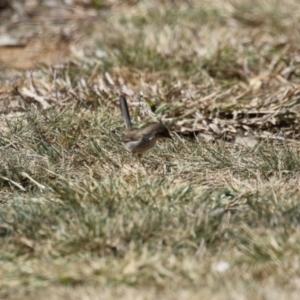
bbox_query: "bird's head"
[151,123,172,140]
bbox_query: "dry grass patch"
[1,0,300,298]
[0,108,300,298]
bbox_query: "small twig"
[0,176,26,191]
[42,167,66,181]
[21,172,46,191]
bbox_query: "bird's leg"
[137,153,148,175]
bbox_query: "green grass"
[1,108,300,298]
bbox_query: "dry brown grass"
[1,0,300,299]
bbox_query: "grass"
[1,109,300,298]
[1,0,300,299]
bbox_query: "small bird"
[119,95,172,158]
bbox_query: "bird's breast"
[123,135,157,154]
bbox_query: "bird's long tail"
[119,95,132,130]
